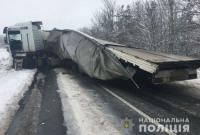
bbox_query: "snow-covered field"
[57,72,121,135]
[0,47,36,134]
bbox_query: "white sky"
[0,0,133,33]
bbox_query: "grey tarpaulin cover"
[46,29,132,80]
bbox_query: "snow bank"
[0,48,12,70]
[57,73,121,135]
[0,69,36,134]
[198,69,200,78]
[0,36,4,45]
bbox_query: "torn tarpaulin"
[46,29,135,80]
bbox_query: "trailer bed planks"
[107,46,200,73]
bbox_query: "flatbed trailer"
[46,29,200,87]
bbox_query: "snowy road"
[57,71,122,135]
[1,68,199,135]
[0,47,36,134]
[56,68,200,135]
[1,44,200,135]
[0,70,36,134]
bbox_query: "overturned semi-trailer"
[46,29,200,87]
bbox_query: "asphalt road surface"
[5,68,200,135]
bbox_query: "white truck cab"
[3,21,45,69]
[3,21,44,54]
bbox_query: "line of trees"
[81,0,200,57]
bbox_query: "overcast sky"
[0,0,132,33]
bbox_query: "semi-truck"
[3,21,200,87]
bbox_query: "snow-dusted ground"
[0,35,4,45]
[0,47,36,134]
[0,48,12,70]
[57,72,121,135]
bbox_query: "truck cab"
[3,21,44,54]
[3,21,45,69]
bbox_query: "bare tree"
[168,0,175,53]
[80,0,200,56]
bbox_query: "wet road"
[38,71,66,135]
[5,68,200,135]
[6,71,66,135]
[97,79,200,135]
[61,69,200,135]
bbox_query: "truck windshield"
[8,31,23,52]
[8,31,21,41]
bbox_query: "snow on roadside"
[0,47,12,70]
[0,70,36,134]
[0,36,4,45]
[57,73,121,135]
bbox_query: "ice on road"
[57,73,121,135]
